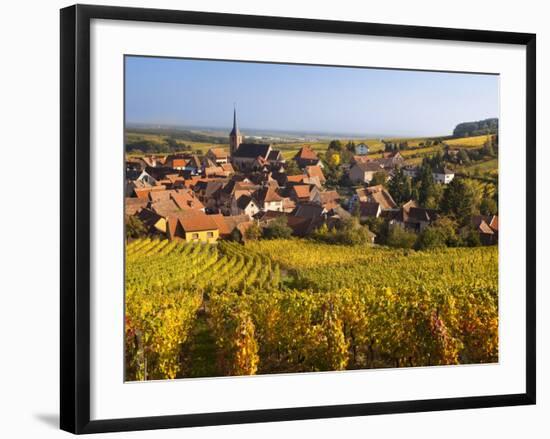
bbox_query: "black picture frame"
[60,4,536,434]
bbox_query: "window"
[192,233,199,239]
[207,232,214,238]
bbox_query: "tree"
[415,226,446,250]
[362,217,388,244]
[285,159,302,176]
[312,218,374,245]
[482,137,495,157]
[328,152,341,167]
[126,216,146,240]
[479,197,498,216]
[328,140,343,151]
[424,183,444,210]
[370,171,388,187]
[461,227,481,247]
[351,201,361,218]
[416,164,437,206]
[345,141,356,152]
[263,216,293,239]
[244,222,262,241]
[388,168,412,204]
[229,227,243,242]
[441,178,475,227]
[431,216,460,247]
[423,151,444,170]
[458,149,470,164]
[166,136,180,150]
[386,226,417,249]
[337,218,374,245]
[323,150,344,187]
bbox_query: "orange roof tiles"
[305,165,326,183]
[292,185,311,199]
[286,175,305,183]
[178,212,219,232]
[171,190,205,211]
[295,146,319,160]
[208,147,229,159]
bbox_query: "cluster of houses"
[125,109,494,245]
[348,185,438,233]
[125,111,350,243]
[349,152,455,185]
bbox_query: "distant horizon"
[124,121,457,140]
[125,56,499,137]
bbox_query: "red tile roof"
[256,186,283,203]
[286,174,305,184]
[319,190,340,209]
[295,146,318,160]
[171,190,205,211]
[178,212,219,233]
[489,215,498,231]
[133,185,166,199]
[291,185,311,200]
[221,163,235,173]
[210,214,251,237]
[208,147,229,159]
[170,159,186,168]
[209,214,232,236]
[356,185,397,210]
[125,198,148,216]
[305,165,326,183]
[352,155,371,164]
[472,215,499,233]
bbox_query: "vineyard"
[125,238,498,380]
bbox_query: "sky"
[125,56,499,137]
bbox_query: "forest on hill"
[452,118,498,138]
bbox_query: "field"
[125,238,498,380]
[126,131,229,156]
[273,142,329,160]
[445,134,492,148]
[458,158,499,179]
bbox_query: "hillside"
[452,118,498,138]
[125,238,498,380]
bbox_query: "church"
[229,109,284,171]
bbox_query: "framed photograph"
[60,4,536,434]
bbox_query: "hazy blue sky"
[125,56,499,137]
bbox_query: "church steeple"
[229,106,243,155]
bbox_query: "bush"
[361,217,388,244]
[263,216,293,239]
[432,216,461,247]
[126,216,147,240]
[480,197,498,216]
[386,226,417,249]
[312,218,374,246]
[244,222,262,241]
[415,227,446,250]
[462,227,482,247]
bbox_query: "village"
[125,109,498,248]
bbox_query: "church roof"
[229,108,240,137]
[267,150,282,161]
[232,143,271,159]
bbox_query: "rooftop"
[232,143,271,159]
[295,146,319,161]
